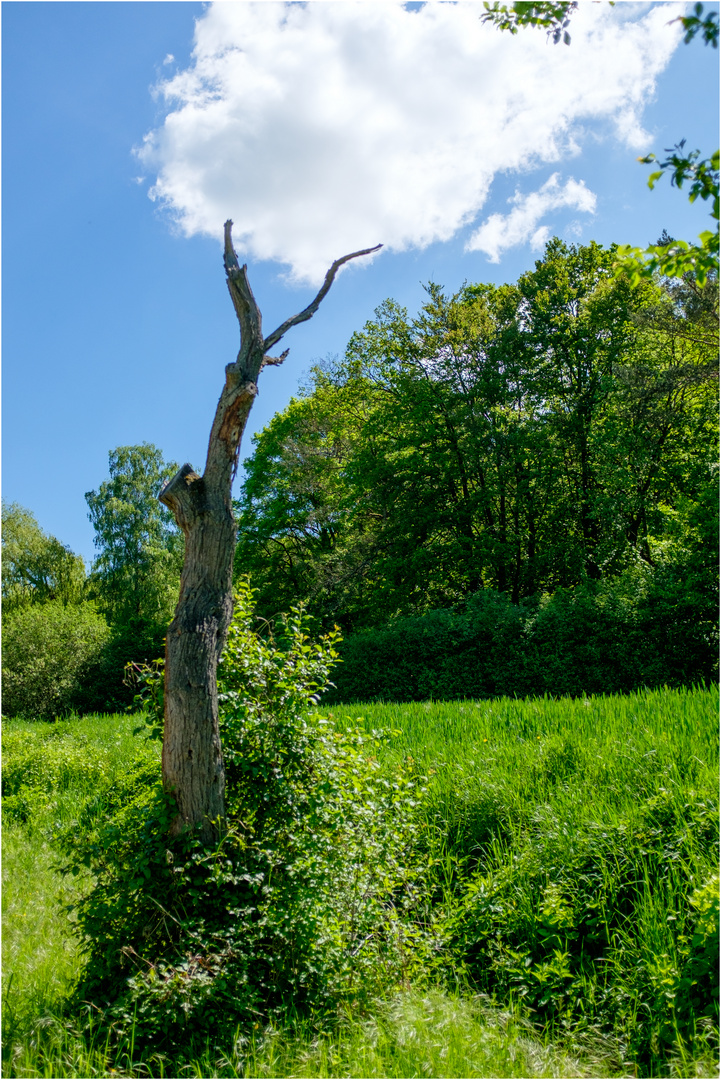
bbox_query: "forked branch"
[262,243,383,352]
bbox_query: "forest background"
[2,230,718,715]
[3,2,719,715]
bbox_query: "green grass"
[2,713,159,1073]
[325,684,717,779]
[336,688,719,1075]
[1,712,159,830]
[326,687,718,890]
[2,825,84,1046]
[3,989,626,1079]
[2,689,719,1078]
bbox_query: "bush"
[2,601,110,719]
[327,565,718,703]
[63,583,429,1057]
[445,793,719,1070]
[75,616,168,714]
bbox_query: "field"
[2,686,719,1078]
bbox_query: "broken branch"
[263,243,383,352]
[261,348,290,370]
[223,220,262,351]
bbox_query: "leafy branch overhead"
[619,146,720,289]
[481,2,578,45]
[481,1,719,49]
[482,1,719,287]
[676,2,720,48]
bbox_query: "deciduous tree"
[1,501,86,615]
[86,444,182,628]
[234,240,717,629]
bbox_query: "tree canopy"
[234,239,718,632]
[1,501,86,615]
[85,444,182,628]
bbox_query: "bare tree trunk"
[159,222,381,842]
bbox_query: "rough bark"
[159,222,381,842]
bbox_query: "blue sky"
[3,1,718,565]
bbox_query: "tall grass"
[327,686,718,865]
[326,684,717,772]
[2,688,718,1078]
[2,713,159,1076]
[4,990,626,1079]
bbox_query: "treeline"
[2,445,183,717]
[3,240,718,716]
[234,240,719,697]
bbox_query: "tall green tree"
[235,240,718,630]
[85,444,182,628]
[235,385,378,627]
[1,501,85,616]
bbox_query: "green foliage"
[2,735,113,825]
[79,443,184,710]
[1,713,162,1077]
[322,559,717,704]
[675,873,720,1035]
[62,587,427,1056]
[125,656,165,741]
[677,3,719,48]
[481,2,577,45]
[618,146,720,287]
[617,2,720,288]
[483,0,719,53]
[0,487,173,717]
[1,601,110,719]
[1,501,86,616]
[236,240,718,643]
[85,444,182,628]
[1,715,160,841]
[336,687,719,1075]
[80,617,169,715]
[3,689,718,1076]
[448,809,719,1059]
[643,144,719,213]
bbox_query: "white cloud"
[467,174,598,262]
[138,1,681,283]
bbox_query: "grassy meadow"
[2,686,719,1078]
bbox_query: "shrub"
[63,583,429,1057]
[327,566,718,704]
[2,601,110,719]
[76,616,168,714]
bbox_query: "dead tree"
[159,221,381,842]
